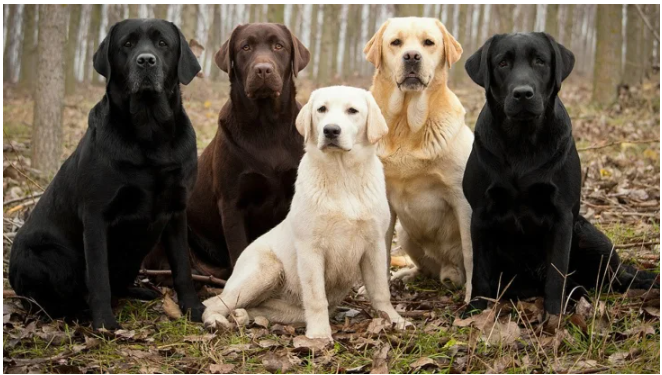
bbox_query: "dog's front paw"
[93,315,121,331]
[305,325,333,342]
[202,309,232,330]
[391,267,418,283]
[182,302,205,322]
[231,308,250,326]
[392,316,414,331]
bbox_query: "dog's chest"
[484,181,558,233]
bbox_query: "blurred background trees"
[2,4,660,175]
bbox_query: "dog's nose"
[136,53,157,68]
[254,63,274,79]
[512,86,534,100]
[403,50,422,62]
[323,124,341,139]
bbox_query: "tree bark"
[33,5,67,177]
[19,5,38,90]
[592,5,623,105]
[209,5,222,81]
[545,5,560,38]
[395,5,423,17]
[318,5,340,84]
[474,5,485,48]
[289,4,300,33]
[452,5,469,83]
[562,5,574,46]
[180,5,197,41]
[497,5,515,34]
[623,4,643,85]
[309,4,320,77]
[65,5,82,95]
[85,5,102,83]
[267,4,284,24]
[154,4,168,20]
[522,5,537,32]
[4,4,21,82]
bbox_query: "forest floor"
[3,74,660,373]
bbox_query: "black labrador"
[463,32,659,317]
[9,19,205,330]
[184,23,310,278]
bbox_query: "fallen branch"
[3,192,44,207]
[614,241,660,249]
[4,289,17,298]
[635,4,660,42]
[139,269,226,286]
[577,138,660,152]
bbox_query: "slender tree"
[154,4,168,20]
[395,5,423,17]
[208,5,222,81]
[474,5,485,48]
[318,5,340,84]
[267,4,284,24]
[65,5,82,95]
[309,4,320,77]
[592,5,623,105]
[623,4,643,85]
[3,4,21,82]
[452,5,469,83]
[86,4,102,83]
[289,5,300,33]
[545,5,560,38]
[128,4,139,19]
[19,5,38,90]
[562,5,574,47]
[33,5,67,176]
[180,5,197,41]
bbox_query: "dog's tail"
[572,216,659,292]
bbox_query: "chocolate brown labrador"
[185,23,310,279]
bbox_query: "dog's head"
[364,17,462,92]
[94,19,200,94]
[295,86,388,154]
[215,23,310,99]
[465,33,575,121]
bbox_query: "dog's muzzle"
[129,52,164,93]
[245,62,283,99]
[398,52,427,91]
[504,85,544,120]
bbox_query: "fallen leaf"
[258,339,280,348]
[643,306,659,318]
[370,345,390,374]
[163,293,182,319]
[453,309,495,330]
[367,318,391,335]
[221,344,252,355]
[410,357,437,371]
[608,348,642,365]
[183,333,215,343]
[210,363,235,374]
[292,335,331,353]
[481,321,521,346]
[254,316,269,328]
[262,351,295,373]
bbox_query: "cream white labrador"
[364,17,474,302]
[202,86,411,340]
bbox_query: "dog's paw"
[305,325,333,342]
[183,302,205,322]
[231,308,250,326]
[202,309,232,330]
[391,267,418,283]
[93,315,121,331]
[393,316,415,331]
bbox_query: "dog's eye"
[242,44,250,51]
[158,40,167,47]
[424,39,434,46]
[498,60,508,68]
[534,57,545,66]
[317,106,327,113]
[390,39,401,46]
[274,43,283,50]
[347,107,358,114]
[124,41,132,48]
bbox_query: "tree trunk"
[65,5,82,95]
[86,4,102,83]
[452,5,469,83]
[395,5,423,17]
[545,5,560,38]
[497,5,515,34]
[474,5,485,48]
[562,5,574,46]
[318,5,340,84]
[33,5,67,177]
[341,5,356,78]
[267,4,284,24]
[623,4,642,85]
[180,5,197,41]
[128,4,139,19]
[289,4,300,33]
[309,4,320,78]
[329,5,341,80]
[522,5,537,32]
[154,4,168,20]
[592,5,623,105]
[4,4,21,82]
[209,5,222,81]
[19,5,38,90]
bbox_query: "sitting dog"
[364,18,474,300]
[9,19,205,330]
[185,23,310,279]
[202,86,411,340]
[463,32,659,317]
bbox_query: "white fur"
[202,86,411,340]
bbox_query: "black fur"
[463,33,659,316]
[9,19,204,330]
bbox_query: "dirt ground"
[3,73,660,373]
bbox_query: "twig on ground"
[3,192,44,207]
[577,138,660,152]
[139,269,227,286]
[614,241,660,249]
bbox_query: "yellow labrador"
[364,17,474,301]
[202,86,411,340]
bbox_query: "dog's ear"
[93,24,116,81]
[296,91,315,142]
[366,92,388,144]
[171,23,201,85]
[215,25,243,78]
[465,36,494,89]
[364,19,390,69]
[542,33,575,92]
[277,24,310,77]
[436,20,462,69]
